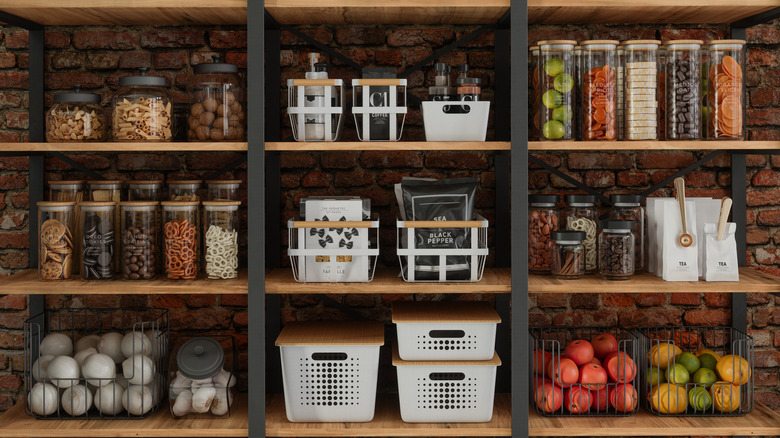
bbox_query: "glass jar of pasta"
[79,202,116,280]
[120,201,159,280]
[203,201,240,280]
[205,180,241,201]
[38,201,76,281]
[47,86,107,142]
[128,180,163,202]
[563,194,598,273]
[167,180,202,201]
[162,201,199,280]
[112,69,173,142]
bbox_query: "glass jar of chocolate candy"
[706,40,746,140]
[580,40,619,141]
[162,201,199,280]
[187,56,246,141]
[128,180,163,201]
[120,201,159,280]
[598,219,635,281]
[203,201,240,280]
[79,202,116,280]
[608,194,645,271]
[538,40,576,140]
[665,40,703,140]
[46,86,107,142]
[551,230,586,280]
[563,194,598,273]
[622,40,661,140]
[38,202,76,281]
[529,194,559,274]
[112,69,173,142]
[205,179,241,201]
[167,180,202,201]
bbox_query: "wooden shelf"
[528,0,779,24]
[528,140,780,151]
[265,0,509,24]
[266,393,511,437]
[265,267,511,294]
[0,0,245,25]
[0,142,247,152]
[265,141,510,151]
[529,402,780,436]
[530,268,780,294]
[0,394,248,437]
[0,269,248,295]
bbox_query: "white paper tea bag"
[662,198,699,282]
[691,198,722,277]
[703,222,739,282]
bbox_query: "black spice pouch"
[401,177,478,280]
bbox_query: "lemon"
[711,381,741,413]
[715,355,751,386]
[648,343,682,370]
[650,383,687,414]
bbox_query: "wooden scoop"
[674,177,693,247]
[717,197,733,241]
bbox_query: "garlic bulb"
[32,355,54,382]
[73,348,97,367]
[213,369,237,388]
[120,332,152,358]
[191,386,216,413]
[97,332,125,364]
[40,333,73,357]
[171,390,193,417]
[46,355,80,389]
[61,384,93,416]
[75,334,101,352]
[170,372,193,396]
[210,389,233,416]
[28,382,59,416]
[95,382,125,415]
[123,385,154,416]
[122,354,154,385]
[82,353,116,387]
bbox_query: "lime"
[688,386,712,412]
[552,105,573,123]
[698,353,718,371]
[545,58,565,77]
[647,367,666,387]
[542,90,562,109]
[542,120,565,140]
[553,73,574,93]
[676,352,701,374]
[692,367,717,389]
[666,363,690,385]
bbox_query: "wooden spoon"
[674,177,693,247]
[717,197,733,241]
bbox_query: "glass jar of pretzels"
[162,201,199,280]
[203,201,240,280]
[187,57,246,142]
[551,230,586,280]
[47,86,107,142]
[38,202,76,281]
[112,69,173,142]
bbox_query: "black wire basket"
[637,326,753,417]
[24,308,169,419]
[529,326,640,416]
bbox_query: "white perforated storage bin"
[393,347,500,423]
[422,101,490,141]
[393,301,500,361]
[276,321,384,422]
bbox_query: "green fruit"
[688,386,712,412]
[676,352,701,375]
[552,105,573,123]
[666,363,690,385]
[698,353,718,371]
[542,90,562,109]
[545,58,565,77]
[647,367,666,387]
[553,73,574,93]
[542,120,565,140]
[692,368,717,389]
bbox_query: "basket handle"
[429,330,465,338]
[311,352,348,361]
[429,372,465,381]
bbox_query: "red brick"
[387,29,454,47]
[529,154,561,169]
[279,50,294,67]
[10,193,28,209]
[45,154,111,171]
[335,27,385,45]
[747,108,780,126]
[170,309,231,330]
[619,309,682,328]
[553,310,618,327]
[116,154,182,171]
[756,248,780,265]
[775,331,780,347]
[280,174,299,188]
[209,30,247,49]
[530,29,589,45]
[404,47,434,65]
[636,293,666,307]
[301,170,331,187]
[86,53,120,70]
[747,227,771,244]
[334,170,373,187]
[461,31,495,48]
[375,50,403,66]
[186,152,245,171]
[0,175,26,190]
[119,52,151,69]
[747,189,780,206]
[683,170,715,187]
[221,294,248,307]
[186,295,217,308]
[4,31,28,49]
[280,29,333,45]
[747,292,771,306]
[584,171,615,188]
[0,252,28,270]
[73,30,137,49]
[602,293,635,307]
[140,30,204,48]
[660,28,726,43]
[529,311,552,326]
[0,132,20,143]
[683,309,730,326]
[345,295,376,307]
[360,151,422,168]
[703,293,730,308]
[4,112,28,130]
[754,350,780,368]
[85,295,119,308]
[748,24,780,44]
[568,153,631,170]
[151,294,186,308]
[754,369,780,389]
[536,294,567,308]
[45,32,70,49]
[570,293,600,309]
[670,293,701,306]
[0,295,25,311]
[748,330,772,348]
[0,374,21,392]
[749,88,780,107]
[46,72,103,90]
[469,51,495,68]
[233,311,248,327]
[749,129,780,141]
[0,53,15,69]
[0,92,21,108]
[748,47,779,66]
[425,151,488,170]
[752,170,780,187]
[0,312,26,329]
[638,151,695,169]
[617,171,649,187]
[480,172,496,188]
[0,333,23,349]
[225,52,247,69]
[154,52,187,70]
[686,188,729,199]
[50,52,84,70]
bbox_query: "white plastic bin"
[422,101,490,141]
[287,79,344,142]
[277,321,384,422]
[394,347,500,423]
[351,79,407,141]
[393,301,500,361]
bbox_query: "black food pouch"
[401,177,478,280]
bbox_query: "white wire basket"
[394,347,500,423]
[422,101,491,141]
[287,215,379,283]
[351,79,407,141]
[396,215,488,282]
[287,79,344,142]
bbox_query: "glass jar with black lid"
[187,56,246,142]
[47,86,107,142]
[112,69,173,141]
[599,219,635,280]
[608,194,645,271]
[551,230,586,280]
[563,194,598,273]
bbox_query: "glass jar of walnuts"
[187,57,246,142]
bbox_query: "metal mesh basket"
[24,308,169,419]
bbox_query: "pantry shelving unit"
[264,141,511,151]
[0,142,248,152]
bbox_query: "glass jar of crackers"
[46,86,107,142]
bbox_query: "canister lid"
[529,46,539,51]
[119,68,167,87]
[664,39,704,46]
[610,194,643,204]
[275,321,384,346]
[538,40,577,46]
[177,337,224,380]
[565,194,596,205]
[202,200,241,207]
[48,180,86,186]
[54,85,100,104]
[707,39,746,46]
[530,194,560,205]
[87,180,123,186]
[581,40,620,46]
[79,201,117,208]
[194,56,239,74]
[120,201,159,207]
[167,179,203,185]
[623,40,662,46]
[161,201,200,207]
[457,77,481,86]
[552,230,586,241]
[37,201,76,207]
[205,179,242,186]
[434,62,450,73]
[392,301,501,323]
[128,179,163,186]
[600,219,635,230]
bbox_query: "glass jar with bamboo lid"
[203,201,240,280]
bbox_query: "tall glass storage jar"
[529,194,559,274]
[88,180,123,270]
[538,40,576,141]
[581,40,619,141]
[128,180,163,201]
[79,202,116,280]
[168,180,201,201]
[120,201,159,280]
[203,201,240,280]
[187,57,246,142]
[573,45,582,140]
[551,231,586,280]
[622,40,661,140]
[38,201,76,281]
[48,180,85,203]
[112,69,173,141]
[665,40,703,140]
[206,180,241,201]
[162,201,199,280]
[530,46,540,141]
[608,194,645,271]
[563,194,598,273]
[658,43,667,140]
[47,86,107,142]
[706,40,745,140]
[599,219,635,280]
[616,44,625,139]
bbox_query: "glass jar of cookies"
[79,202,116,280]
[112,68,173,142]
[205,179,241,201]
[167,180,202,201]
[47,86,107,142]
[203,201,240,280]
[38,201,76,281]
[162,201,199,280]
[187,57,246,142]
[706,40,746,140]
[120,201,159,280]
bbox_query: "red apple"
[591,332,619,360]
[547,357,579,387]
[606,352,635,383]
[564,339,595,366]
[533,350,552,375]
[578,363,608,390]
[610,383,638,412]
[564,386,592,414]
[534,377,562,413]
[592,386,610,411]
[589,356,602,366]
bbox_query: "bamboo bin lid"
[275,321,385,346]
[392,301,501,323]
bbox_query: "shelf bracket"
[0,10,43,30]
[731,7,780,28]
[46,151,107,181]
[640,150,726,198]
[274,19,363,71]
[203,155,248,180]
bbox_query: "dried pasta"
[205,224,238,279]
[567,217,597,271]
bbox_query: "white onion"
[171,390,193,417]
[95,382,125,415]
[73,348,97,368]
[40,333,73,357]
[123,385,153,416]
[82,353,116,387]
[29,382,59,416]
[32,355,55,382]
[122,354,154,385]
[192,386,216,413]
[213,369,237,388]
[97,332,124,364]
[61,384,92,416]
[170,372,192,396]
[120,332,152,359]
[46,356,80,389]
[75,335,101,352]
[210,389,233,416]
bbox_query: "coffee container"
[363,67,396,140]
[599,219,635,280]
[608,194,645,272]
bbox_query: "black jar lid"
[54,85,100,104]
[600,219,635,230]
[193,55,239,74]
[610,194,643,204]
[177,337,224,380]
[530,194,560,205]
[119,68,167,87]
[552,230,586,241]
[434,62,450,73]
[565,194,597,205]
[457,77,482,85]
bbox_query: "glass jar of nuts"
[112,69,173,142]
[187,57,246,142]
[47,86,107,142]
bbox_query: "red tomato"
[606,352,636,383]
[533,350,552,375]
[589,356,602,366]
[609,383,638,412]
[547,357,579,387]
[591,332,619,360]
[592,386,610,411]
[564,339,595,367]
[564,386,593,414]
[534,377,562,413]
[578,363,608,390]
